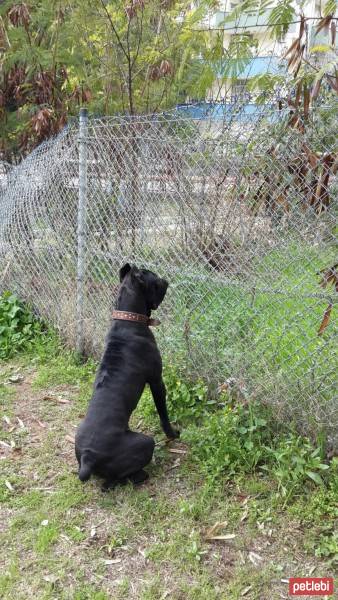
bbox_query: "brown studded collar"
[112,310,161,327]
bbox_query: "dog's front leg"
[149,379,180,439]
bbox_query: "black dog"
[75,263,179,490]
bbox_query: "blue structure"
[228,55,283,78]
[175,55,286,122]
[174,102,284,122]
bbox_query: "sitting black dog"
[75,263,179,490]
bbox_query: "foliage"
[0,0,213,157]
[288,464,338,564]
[184,403,273,481]
[0,291,42,358]
[183,399,333,500]
[261,435,330,497]
[243,0,338,107]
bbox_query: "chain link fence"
[0,100,337,448]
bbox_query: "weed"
[72,588,109,600]
[34,523,59,553]
[0,560,19,598]
[0,292,42,358]
[288,464,338,564]
[183,403,274,483]
[261,434,330,499]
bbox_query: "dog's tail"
[78,450,95,482]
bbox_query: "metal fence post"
[76,107,88,355]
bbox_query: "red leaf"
[318,303,333,335]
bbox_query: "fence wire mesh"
[0,100,337,447]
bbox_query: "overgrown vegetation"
[0,291,42,358]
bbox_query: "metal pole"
[76,107,88,355]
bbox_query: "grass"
[0,330,337,599]
[159,239,337,446]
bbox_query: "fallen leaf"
[3,415,11,425]
[65,435,75,444]
[160,591,174,600]
[204,520,228,539]
[248,551,263,565]
[8,374,24,384]
[240,510,248,522]
[35,419,47,429]
[241,586,252,596]
[166,458,180,471]
[104,558,121,565]
[207,534,237,541]
[43,575,58,583]
[0,440,11,448]
[17,417,25,428]
[41,519,49,526]
[168,448,186,455]
[90,526,96,538]
[5,480,14,491]
[57,397,70,404]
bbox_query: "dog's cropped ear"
[119,263,131,282]
[130,266,146,287]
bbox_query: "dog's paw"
[101,479,117,493]
[167,427,180,440]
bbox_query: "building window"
[232,79,248,99]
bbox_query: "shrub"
[0,291,42,358]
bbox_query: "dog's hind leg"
[129,470,149,485]
[101,479,120,492]
[102,470,148,492]
[103,432,155,488]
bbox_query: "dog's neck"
[116,285,150,317]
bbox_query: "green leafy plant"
[183,396,332,501]
[0,291,42,358]
[184,402,274,482]
[288,462,338,563]
[164,365,211,423]
[262,434,330,498]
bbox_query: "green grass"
[1,359,336,599]
[158,240,337,446]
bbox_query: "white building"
[192,0,330,102]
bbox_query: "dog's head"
[119,263,168,312]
